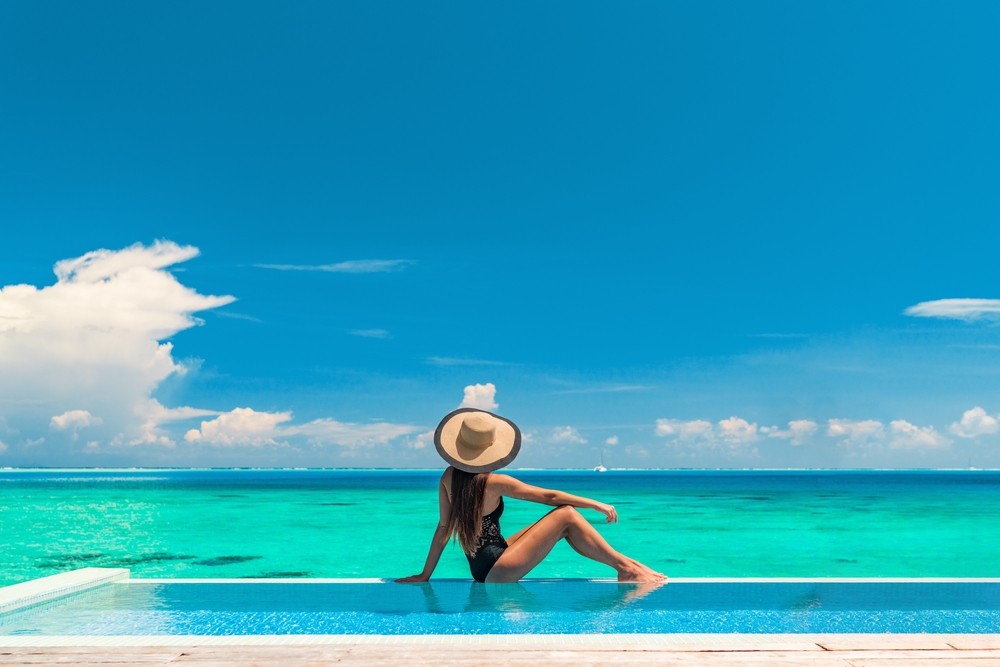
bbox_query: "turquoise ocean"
[2,469,999,587]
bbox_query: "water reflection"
[407,580,666,614]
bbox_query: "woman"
[398,408,666,584]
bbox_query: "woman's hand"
[595,502,618,523]
[395,573,431,583]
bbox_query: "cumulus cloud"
[717,417,758,444]
[0,241,233,449]
[605,435,619,445]
[827,419,885,446]
[254,260,414,273]
[655,419,714,442]
[764,420,818,446]
[949,407,1000,438]
[50,410,100,430]
[411,430,435,450]
[0,242,419,456]
[460,383,499,410]
[904,298,1000,321]
[656,417,760,453]
[183,408,421,448]
[888,420,951,449]
[130,401,221,447]
[0,439,6,454]
[550,426,587,444]
[185,408,293,446]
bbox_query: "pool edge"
[0,568,129,616]
[1,633,999,648]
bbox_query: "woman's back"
[442,466,501,515]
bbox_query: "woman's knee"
[554,505,583,522]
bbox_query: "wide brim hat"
[434,408,521,473]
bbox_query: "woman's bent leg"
[486,506,664,583]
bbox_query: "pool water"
[3,469,1000,586]
[2,581,1000,635]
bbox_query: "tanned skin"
[397,468,666,583]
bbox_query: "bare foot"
[617,560,668,583]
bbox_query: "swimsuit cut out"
[466,497,508,582]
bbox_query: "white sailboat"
[594,451,607,472]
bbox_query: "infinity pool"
[3,580,1000,635]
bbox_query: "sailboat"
[594,451,607,472]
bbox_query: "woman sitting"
[398,409,666,584]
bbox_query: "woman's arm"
[395,472,453,582]
[490,474,619,523]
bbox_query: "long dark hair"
[448,468,490,556]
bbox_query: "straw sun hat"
[434,408,521,473]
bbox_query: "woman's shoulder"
[485,472,518,490]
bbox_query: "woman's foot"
[616,558,667,583]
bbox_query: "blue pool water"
[3,581,1000,635]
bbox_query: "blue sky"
[2,1,1000,468]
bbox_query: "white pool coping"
[5,570,1000,611]
[0,568,129,615]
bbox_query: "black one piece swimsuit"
[466,497,508,583]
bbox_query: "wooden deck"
[3,636,1000,666]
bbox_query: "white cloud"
[184,408,421,448]
[766,420,818,446]
[459,383,499,410]
[717,417,758,444]
[889,420,951,449]
[949,407,1000,438]
[25,437,44,447]
[550,426,587,444]
[130,400,220,447]
[291,418,420,447]
[0,439,6,454]
[827,419,885,446]
[0,242,424,457]
[411,430,435,450]
[605,435,619,445]
[215,311,262,323]
[904,298,1000,321]
[656,417,759,453]
[0,241,233,448]
[185,408,293,446]
[655,419,714,442]
[50,410,101,430]
[254,260,413,273]
[349,329,390,339]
